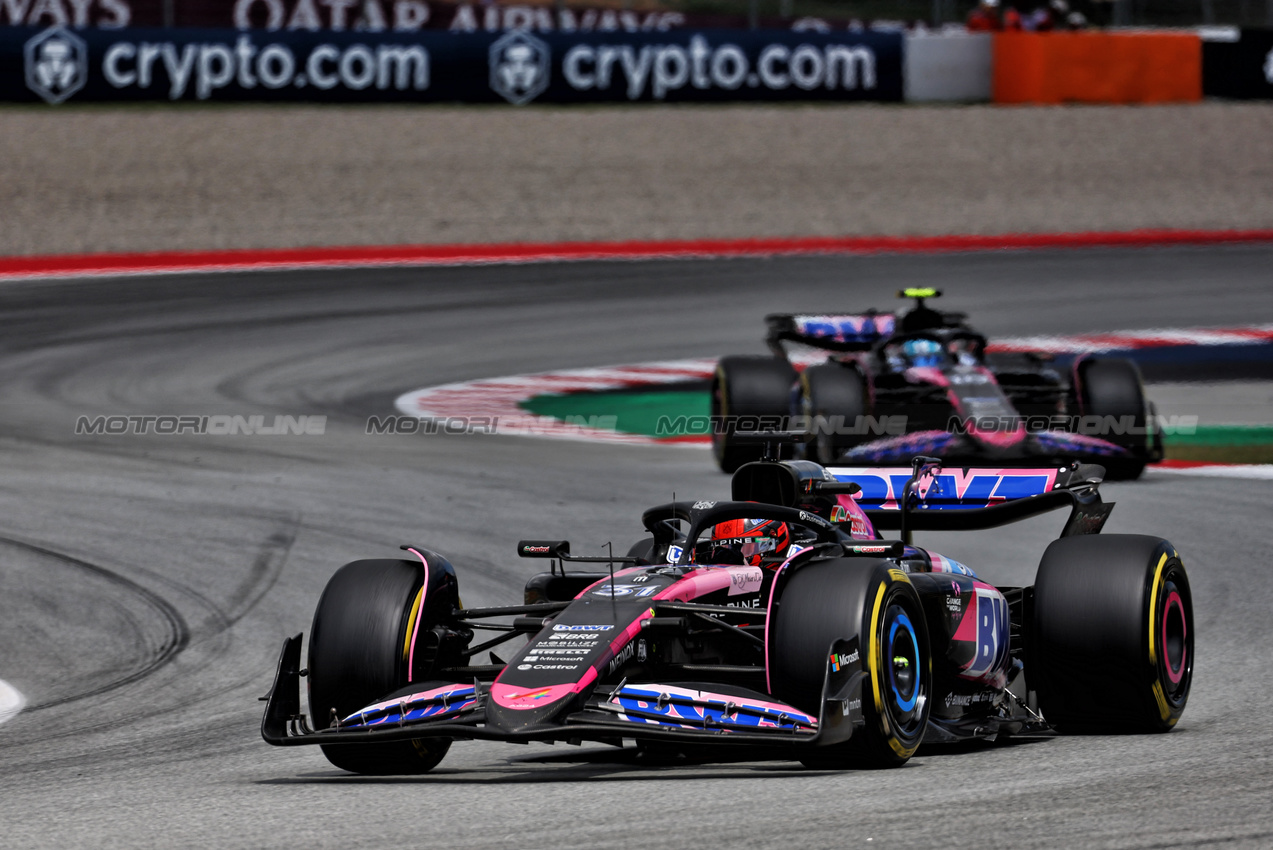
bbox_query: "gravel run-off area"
[2,102,1272,256]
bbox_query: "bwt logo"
[25,26,88,104]
[489,30,550,104]
[795,314,895,342]
[830,468,1057,510]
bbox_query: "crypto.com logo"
[489,30,550,105]
[25,26,88,104]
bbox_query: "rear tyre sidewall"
[769,560,931,769]
[1075,358,1151,480]
[711,356,797,473]
[799,363,869,466]
[1030,535,1193,733]
[308,558,453,774]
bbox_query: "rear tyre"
[711,356,797,473]
[308,559,453,774]
[1075,358,1153,480]
[1030,535,1192,733]
[770,560,931,769]
[799,363,870,465]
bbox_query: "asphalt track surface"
[1,245,1272,849]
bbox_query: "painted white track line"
[0,679,26,726]
[395,358,719,445]
[1151,464,1273,480]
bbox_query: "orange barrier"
[994,32,1202,104]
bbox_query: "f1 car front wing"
[260,633,867,750]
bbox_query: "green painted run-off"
[519,389,1273,459]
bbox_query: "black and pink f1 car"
[711,289,1164,478]
[261,453,1192,773]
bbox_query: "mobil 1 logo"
[25,26,88,104]
[489,30,550,105]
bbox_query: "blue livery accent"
[830,468,1056,511]
[794,314,896,345]
[888,612,920,712]
[344,686,477,728]
[1032,431,1125,457]
[614,687,815,730]
[843,432,958,464]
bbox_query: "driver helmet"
[710,518,791,567]
[902,338,944,368]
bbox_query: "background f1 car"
[261,451,1193,774]
[711,289,1164,478]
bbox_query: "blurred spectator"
[1021,0,1088,29]
[966,0,1002,30]
[970,0,1088,32]
[1022,1,1055,29]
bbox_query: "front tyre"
[769,560,931,769]
[1030,535,1193,733]
[308,558,453,774]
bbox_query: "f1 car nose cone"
[490,682,577,711]
[486,682,584,733]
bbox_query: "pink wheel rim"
[1162,590,1187,686]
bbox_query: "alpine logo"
[489,30,550,105]
[25,26,88,105]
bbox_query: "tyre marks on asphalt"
[0,537,191,711]
[0,514,297,738]
[221,518,298,627]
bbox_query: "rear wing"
[829,466,1063,511]
[766,312,896,354]
[826,463,1113,537]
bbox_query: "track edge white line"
[0,679,26,726]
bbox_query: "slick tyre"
[770,560,931,769]
[308,558,452,774]
[1074,358,1152,480]
[799,363,870,465]
[711,356,797,473]
[1030,535,1192,733]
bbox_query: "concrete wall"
[904,31,993,102]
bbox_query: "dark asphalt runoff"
[1,245,1271,849]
